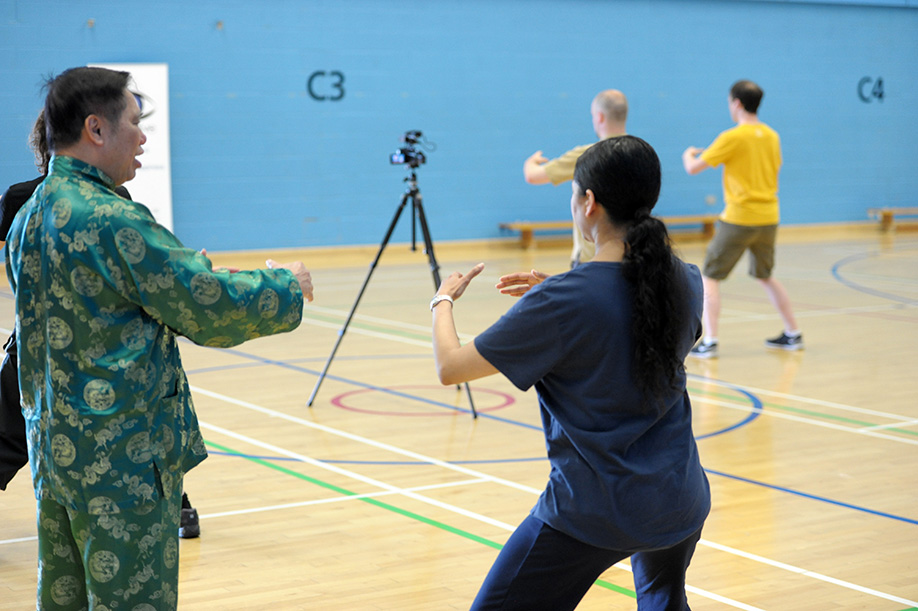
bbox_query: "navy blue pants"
[470,515,703,610]
[0,333,27,491]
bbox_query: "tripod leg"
[307,193,410,407]
[412,191,442,290]
[411,199,417,252]
[413,194,478,419]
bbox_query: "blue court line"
[689,378,763,440]
[189,332,918,527]
[207,450,547,466]
[205,448,918,527]
[190,345,546,431]
[831,246,918,306]
[188,347,761,437]
[185,353,436,376]
[190,346,918,526]
[705,468,918,526]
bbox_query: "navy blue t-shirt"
[474,260,710,552]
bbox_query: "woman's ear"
[583,189,599,217]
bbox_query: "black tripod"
[307,168,478,417]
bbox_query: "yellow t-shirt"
[700,123,782,226]
[543,143,592,186]
[542,143,595,263]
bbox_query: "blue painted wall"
[1,0,916,251]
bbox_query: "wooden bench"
[868,207,918,231]
[500,214,718,248]
[498,220,573,248]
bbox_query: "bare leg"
[701,276,721,340]
[757,276,798,332]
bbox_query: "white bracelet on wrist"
[429,294,454,311]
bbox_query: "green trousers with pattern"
[36,478,182,611]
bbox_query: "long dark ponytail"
[574,136,688,405]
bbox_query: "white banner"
[90,62,174,231]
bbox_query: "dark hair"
[574,136,688,405]
[43,67,131,151]
[29,109,50,175]
[730,80,763,114]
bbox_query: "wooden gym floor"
[1,223,916,610]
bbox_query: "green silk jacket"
[5,156,304,512]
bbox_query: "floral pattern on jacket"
[6,156,303,512]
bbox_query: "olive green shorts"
[702,221,778,280]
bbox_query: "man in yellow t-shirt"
[682,80,802,358]
[523,89,628,267]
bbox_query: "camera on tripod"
[311,127,476,415]
[389,130,427,168]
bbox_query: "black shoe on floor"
[765,332,804,351]
[180,492,201,539]
[689,340,718,359]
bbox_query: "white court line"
[684,585,764,611]
[700,540,918,608]
[197,414,754,610]
[302,307,476,342]
[610,562,766,611]
[193,386,917,608]
[0,535,37,545]
[306,303,915,426]
[303,299,915,350]
[306,304,445,334]
[713,380,918,424]
[694,395,918,446]
[717,301,914,324]
[306,307,918,435]
[861,418,918,432]
[201,478,489,519]
[301,317,434,348]
[0,480,492,547]
[199,419,519,532]
[193,387,540,496]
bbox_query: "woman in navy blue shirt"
[431,136,710,610]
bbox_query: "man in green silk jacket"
[5,66,314,610]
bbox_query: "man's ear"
[85,115,104,145]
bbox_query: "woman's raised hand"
[437,263,485,301]
[495,269,549,297]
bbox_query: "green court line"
[203,439,636,600]
[301,315,915,439]
[304,316,918,436]
[687,384,918,438]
